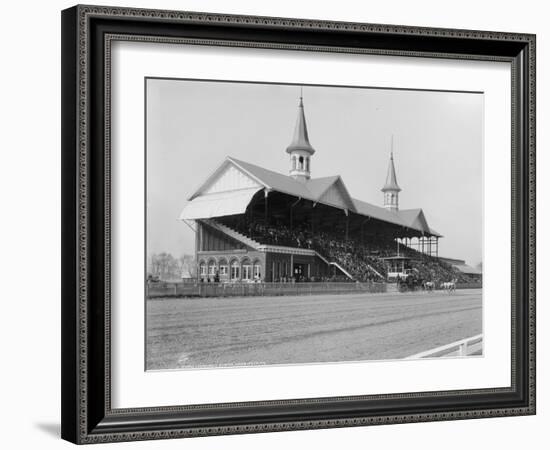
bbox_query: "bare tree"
[148,252,183,280]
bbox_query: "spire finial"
[286,87,315,181]
[381,135,401,194]
[286,87,315,156]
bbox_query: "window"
[241,258,251,280]
[306,157,310,172]
[242,264,252,280]
[230,260,240,280]
[208,261,216,276]
[253,262,261,280]
[292,156,296,170]
[299,156,304,169]
[218,259,228,276]
[199,262,206,276]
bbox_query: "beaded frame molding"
[61,4,536,444]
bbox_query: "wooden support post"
[345,209,349,241]
[264,189,268,225]
[311,203,314,235]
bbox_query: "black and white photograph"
[55,2,537,445]
[145,79,483,371]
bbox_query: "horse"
[441,279,457,293]
[423,281,435,292]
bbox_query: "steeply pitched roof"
[305,176,340,198]
[286,95,316,155]
[230,158,355,211]
[352,198,407,227]
[185,157,440,237]
[398,208,426,229]
[399,208,442,237]
[381,152,401,192]
[228,157,312,199]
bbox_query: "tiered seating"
[218,217,466,283]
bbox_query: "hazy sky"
[146,79,483,266]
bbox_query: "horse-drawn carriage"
[396,269,423,292]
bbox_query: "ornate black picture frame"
[61,4,536,444]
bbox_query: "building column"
[345,209,349,241]
[264,189,269,225]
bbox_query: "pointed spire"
[286,88,316,155]
[382,135,401,192]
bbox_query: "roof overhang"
[179,187,262,220]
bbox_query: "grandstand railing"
[146,281,387,298]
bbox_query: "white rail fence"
[405,334,483,359]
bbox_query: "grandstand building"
[179,93,447,283]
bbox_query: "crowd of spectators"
[220,217,464,283]
[408,259,471,284]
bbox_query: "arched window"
[230,259,240,281]
[299,156,304,170]
[305,157,310,172]
[253,260,261,280]
[199,261,207,277]
[292,156,296,170]
[218,258,228,278]
[207,259,217,278]
[242,258,252,281]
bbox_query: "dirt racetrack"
[146,289,482,370]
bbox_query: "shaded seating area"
[217,217,460,283]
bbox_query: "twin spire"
[381,135,401,211]
[381,135,401,193]
[285,88,401,209]
[286,88,315,181]
[286,88,316,156]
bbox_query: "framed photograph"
[61,5,536,444]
